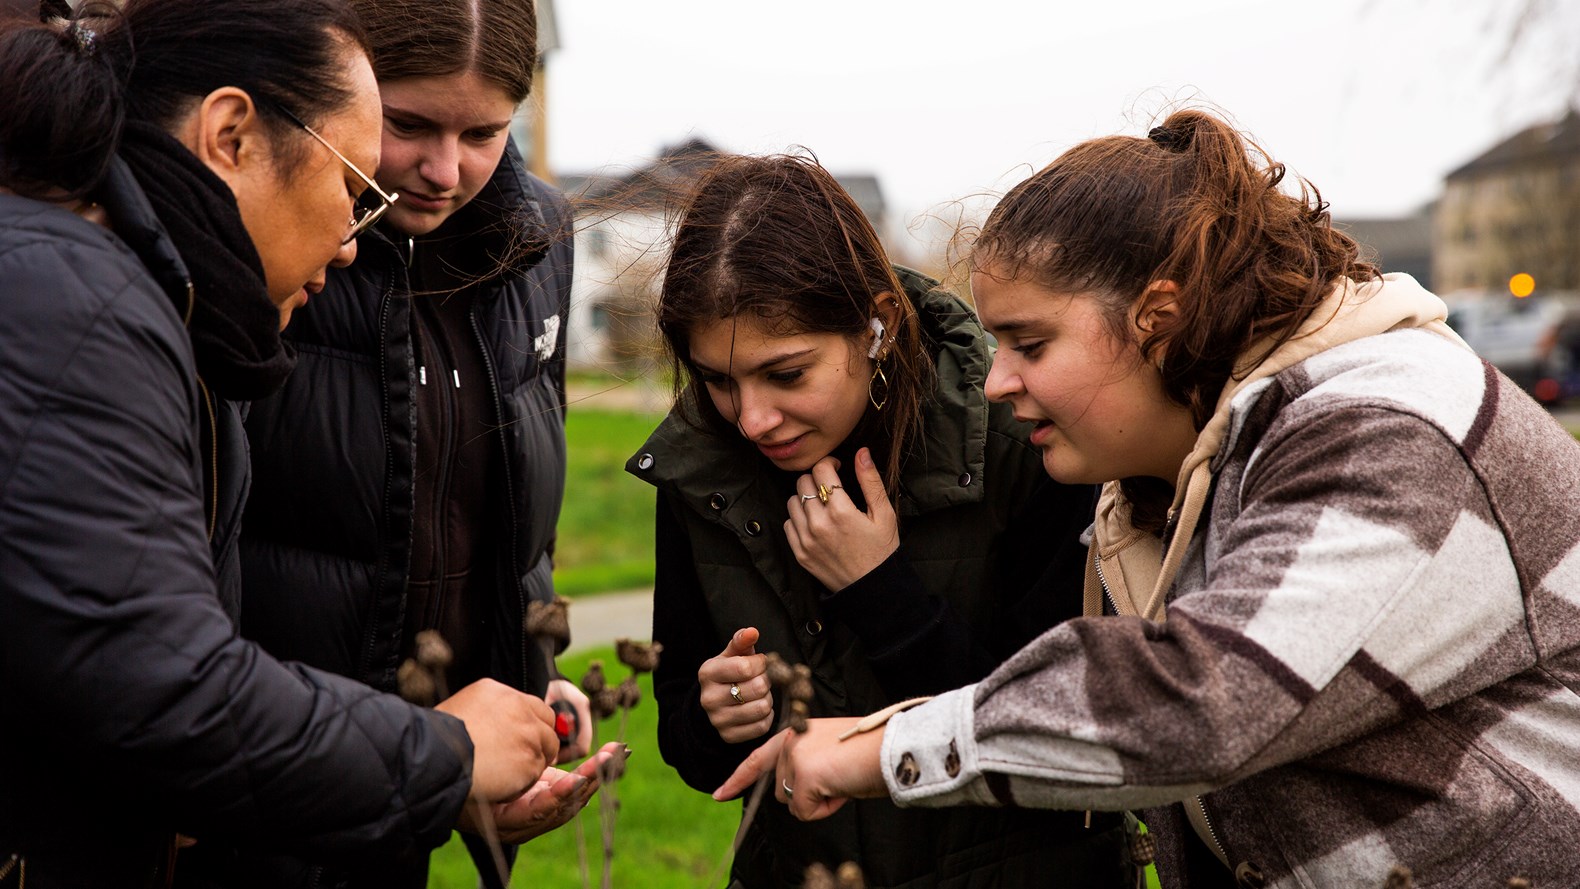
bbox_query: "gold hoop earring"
[869,363,889,411]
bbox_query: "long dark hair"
[0,0,370,200]
[974,108,1379,529]
[658,153,933,500]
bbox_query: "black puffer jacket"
[237,141,572,701]
[0,161,472,886]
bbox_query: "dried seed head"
[787,667,814,706]
[600,748,628,782]
[581,661,607,696]
[835,861,865,889]
[397,659,436,706]
[525,596,572,646]
[788,698,810,733]
[615,675,642,710]
[414,630,453,670]
[591,686,620,721]
[615,637,663,673]
[765,652,795,688]
[801,863,834,889]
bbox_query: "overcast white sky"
[545,0,1579,242]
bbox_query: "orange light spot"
[1510,273,1536,298]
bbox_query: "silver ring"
[799,493,819,501]
[782,779,793,798]
[729,683,744,705]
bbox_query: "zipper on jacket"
[469,307,531,691]
[357,278,399,686]
[1191,795,1231,869]
[197,378,218,541]
[1093,546,1122,616]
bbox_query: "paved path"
[566,588,655,653]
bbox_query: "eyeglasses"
[276,106,399,245]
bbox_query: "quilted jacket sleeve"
[0,215,472,861]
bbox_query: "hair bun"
[1148,125,1187,151]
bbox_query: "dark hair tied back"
[64,18,96,55]
[1147,125,1187,151]
[1,0,370,201]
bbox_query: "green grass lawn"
[428,645,741,888]
[429,645,1163,889]
[554,410,666,597]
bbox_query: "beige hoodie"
[1083,273,1471,623]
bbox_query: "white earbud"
[868,317,886,359]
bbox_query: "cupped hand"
[438,678,559,805]
[785,448,898,591]
[546,677,594,763]
[487,741,625,844]
[712,717,888,821]
[697,627,775,743]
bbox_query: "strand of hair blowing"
[0,3,126,200]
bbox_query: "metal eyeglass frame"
[276,105,399,245]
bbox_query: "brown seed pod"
[525,596,572,647]
[581,660,607,696]
[396,659,435,706]
[615,637,663,673]
[835,861,865,889]
[787,664,814,705]
[801,863,834,889]
[1383,866,1413,889]
[765,652,795,688]
[413,629,453,671]
[591,686,620,721]
[615,675,642,710]
[788,698,810,733]
[600,748,628,782]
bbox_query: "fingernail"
[859,448,873,468]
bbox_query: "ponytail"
[0,3,126,199]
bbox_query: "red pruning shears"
[551,699,579,747]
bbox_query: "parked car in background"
[1445,293,1580,405]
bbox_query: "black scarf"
[117,121,295,401]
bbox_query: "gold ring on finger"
[729,683,744,705]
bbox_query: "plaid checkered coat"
[879,276,1580,888]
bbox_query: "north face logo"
[534,314,560,362]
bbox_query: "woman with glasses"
[230,0,585,886]
[0,1,578,885]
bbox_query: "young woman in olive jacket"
[628,154,1134,888]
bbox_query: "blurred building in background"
[557,138,889,370]
[1334,204,1435,290]
[1434,109,1580,295]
